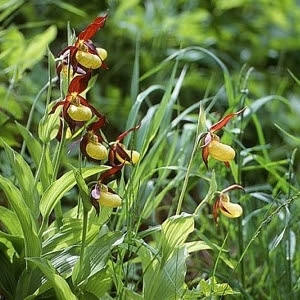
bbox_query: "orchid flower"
[213,184,244,223]
[200,108,246,168]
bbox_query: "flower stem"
[176,103,204,215]
[79,208,88,272]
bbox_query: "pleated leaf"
[160,213,194,262]
[140,245,188,300]
[16,122,53,190]
[27,257,77,300]
[72,231,124,286]
[0,175,41,257]
[1,140,39,216]
[40,166,108,219]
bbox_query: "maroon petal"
[78,14,108,41]
[213,198,220,223]
[202,146,209,170]
[68,73,92,94]
[221,184,244,194]
[210,107,246,133]
[117,124,141,142]
[98,164,124,183]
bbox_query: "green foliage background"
[0,0,300,299]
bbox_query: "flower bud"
[98,185,122,208]
[76,50,102,69]
[208,140,235,162]
[67,104,92,121]
[86,142,108,160]
[97,47,107,61]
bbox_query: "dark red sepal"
[68,73,92,93]
[210,107,246,133]
[116,124,141,142]
[78,14,108,41]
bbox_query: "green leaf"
[72,167,92,213]
[81,269,112,298]
[123,288,143,300]
[38,106,61,143]
[42,218,99,254]
[27,257,77,300]
[40,166,109,219]
[1,139,39,216]
[72,231,124,286]
[16,122,53,190]
[18,25,57,76]
[0,205,22,236]
[0,176,41,257]
[0,231,23,255]
[0,246,17,298]
[140,245,188,300]
[185,241,211,253]
[160,213,194,262]
[199,276,237,296]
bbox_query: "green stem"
[176,103,204,215]
[33,143,47,192]
[48,122,67,229]
[210,231,229,299]
[79,209,88,272]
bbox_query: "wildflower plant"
[0,10,299,300]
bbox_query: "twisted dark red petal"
[78,14,108,41]
[68,73,92,93]
[210,107,246,133]
[98,164,124,183]
[221,184,244,194]
[117,124,141,141]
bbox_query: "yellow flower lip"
[114,143,140,165]
[96,47,107,61]
[76,50,102,69]
[67,104,92,121]
[86,142,108,160]
[98,185,122,208]
[220,201,243,218]
[208,140,235,162]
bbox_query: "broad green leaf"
[18,25,57,76]
[38,107,61,143]
[185,241,211,253]
[123,288,143,300]
[27,257,77,300]
[160,213,194,262]
[0,246,17,298]
[140,245,188,300]
[16,122,53,190]
[0,26,24,67]
[42,218,99,254]
[198,276,237,296]
[40,166,109,219]
[0,206,22,236]
[0,176,41,257]
[0,231,23,255]
[81,269,112,298]
[1,139,39,216]
[72,231,124,286]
